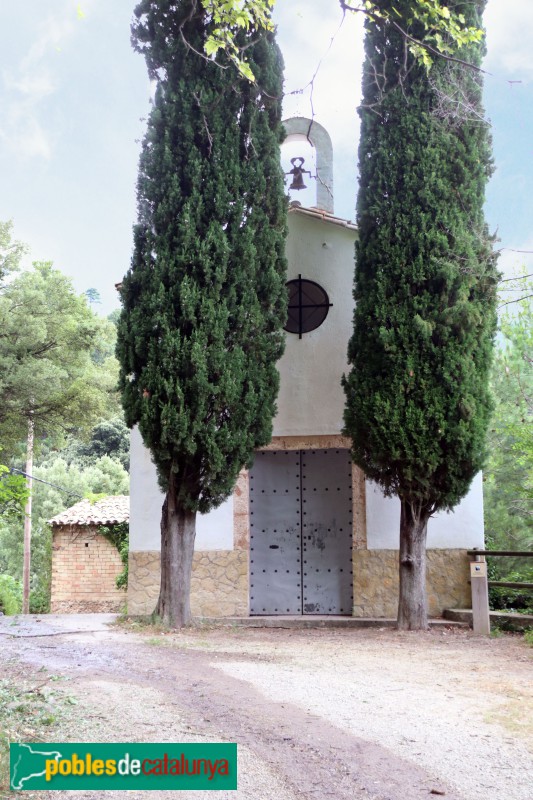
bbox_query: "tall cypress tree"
[117,0,287,627]
[343,0,499,629]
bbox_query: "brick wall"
[51,524,126,613]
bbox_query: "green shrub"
[30,584,50,614]
[0,574,22,615]
[115,535,129,589]
[488,566,533,614]
[100,522,129,590]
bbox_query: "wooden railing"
[467,550,533,590]
[466,549,533,634]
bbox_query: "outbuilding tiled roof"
[49,495,129,527]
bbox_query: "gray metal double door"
[249,449,353,615]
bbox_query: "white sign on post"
[470,560,490,635]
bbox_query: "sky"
[1,1,532,315]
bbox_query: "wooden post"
[470,557,490,635]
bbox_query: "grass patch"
[114,614,238,635]
[485,695,533,746]
[146,636,169,647]
[113,614,170,634]
[0,661,73,798]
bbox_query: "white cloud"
[5,72,55,100]
[11,120,52,161]
[0,1,86,160]
[484,0,533,80]
[24,12,75,64]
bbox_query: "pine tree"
[116,0,287,627]
[343,0,499,629]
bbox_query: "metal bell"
[287,157,311,191]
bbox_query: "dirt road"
[1,614,532,800]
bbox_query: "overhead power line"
[9,468,83,499]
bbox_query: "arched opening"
[281,137,317,209]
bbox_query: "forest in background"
[0,221,129,613]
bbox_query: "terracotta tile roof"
[49,495,129,527]
[288,202,357,230]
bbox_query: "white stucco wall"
[273,209,356,437]
[365,472,485,550]
[129,427,234,552]
[129,205,484,556]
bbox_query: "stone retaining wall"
[127,551,160,616]
[191,551,248,617]
[128,550,248,617]
[352,549,471,618]
[129,548,470,619]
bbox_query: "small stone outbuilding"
[49,496,129,613]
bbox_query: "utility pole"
[22,414,34,614]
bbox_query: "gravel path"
[214,629,533,800]
[1,615,531,800]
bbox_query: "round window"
[284,276,332,337]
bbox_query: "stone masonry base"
[128,550,248,617]
[352,549,471,618]
[51,598,125,613]
[129,548,469,619]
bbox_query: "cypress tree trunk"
[397,500,430,630]
[156,470,196,628]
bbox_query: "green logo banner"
[10,743,237,791]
